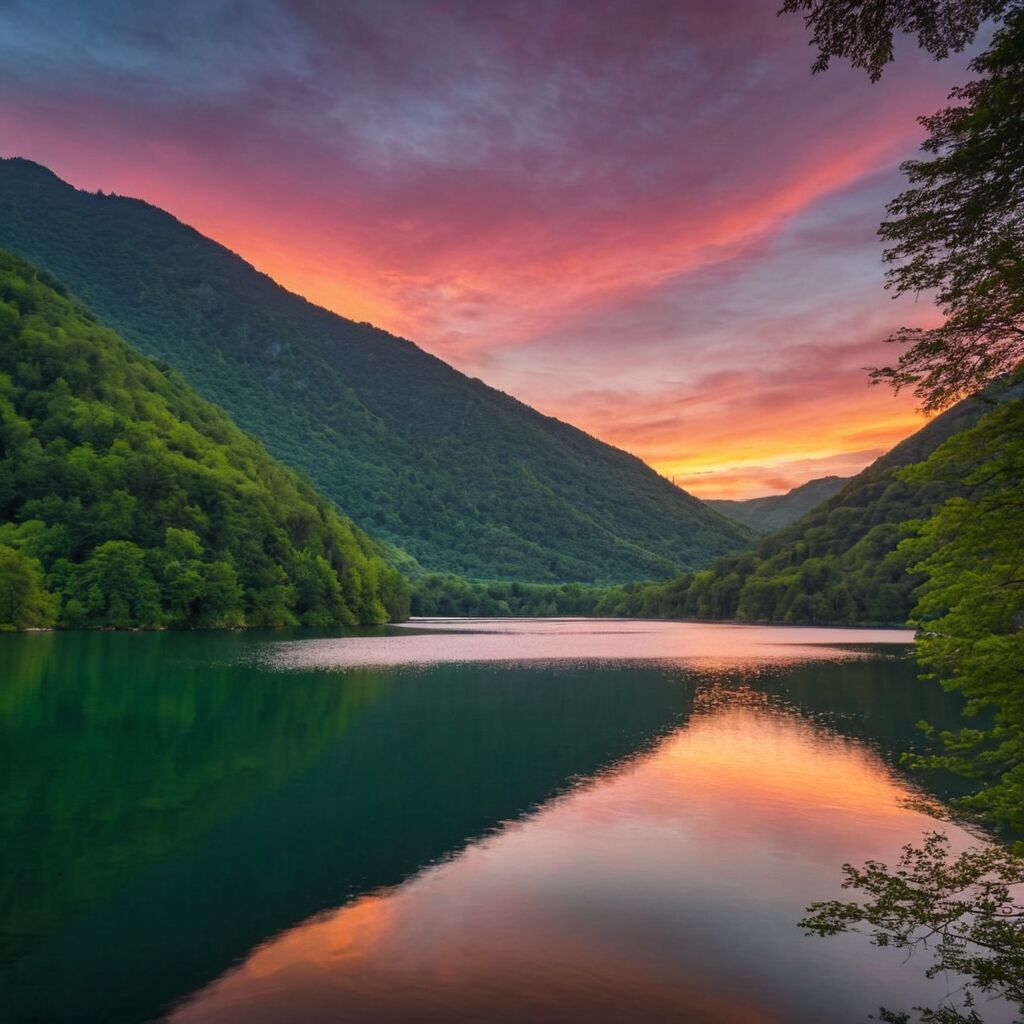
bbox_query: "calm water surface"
[0,619,1007,1023]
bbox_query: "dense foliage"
[411,575,609,617]
[706,474,849,534]
[0,250,408,629]
[784,5,1024,1021]
[874,7,1024,410]
[0,159,753,584]
[0,546,57,630]
[900,396,1024,831]
[779,0,1007,80]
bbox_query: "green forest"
[411,389,1010,625]
[411,575,610,617]
[5,243,1009,638]
[9,220,997,634]
[2,0,1023,1021]
[0,157,752,585]
[0,250,408,631]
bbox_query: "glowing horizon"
[0,1,971,498]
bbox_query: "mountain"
[600,391,1005,624]
[0,249,408,629]
[0,158,753,584]
[705,475,850,534]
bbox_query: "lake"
[0,619,1006,1023]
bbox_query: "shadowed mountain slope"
[602,391,1009,624]
[0,158,753,583]
[706,474,850,534]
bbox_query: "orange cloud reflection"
[170,694,975,1024]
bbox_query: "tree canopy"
[0,545,57,630]
[779,0,1009,80]
[875,8,1024,409]
[0,249,408,629]
[782,4,1024,1021]
[899,393,1024,831]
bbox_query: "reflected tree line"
[1,631,972,1024]
[0,632,699,1024]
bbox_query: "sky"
[0,0,975,497]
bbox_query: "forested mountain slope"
[0,250,408,629]
[603,392,1004,624]
[0,158,753,583]
[706,475,850,533]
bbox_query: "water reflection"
[170,695,991,1024]
[270,617,915,670]
[0,624,989,1023]
[2,631,692,1023]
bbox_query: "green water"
[0,625,985,1023]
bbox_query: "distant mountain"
[0,158,753,583]
[706,475,850,534]
[602,391,1008,624]
[0,249,407,629]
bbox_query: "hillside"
[706,475,850,533]
[0,250,408,629]
[600,391,1007,624]
[0,158,753,584]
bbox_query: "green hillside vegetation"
[408,395,998,623]
[411,574,609,617]
[706,474,850,534]
[0,158,753,584]
[901,393,1024,830]
[598,391,1004,624]
[0,250,408,630]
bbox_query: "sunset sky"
[0,0,974,497]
